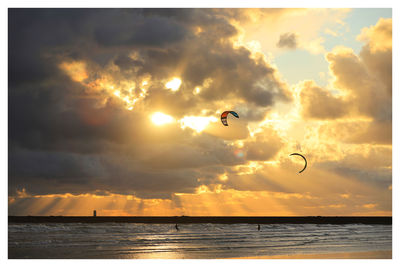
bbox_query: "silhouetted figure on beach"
[258,224,260,231]
[175,224,179,231]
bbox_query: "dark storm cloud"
[8,9,93,86]
[113,54,144,70]
[8,147,200,197]
[277,32,298,49]
[178,44,288,107]
[9,149,105,184]
[9,8,289,199]
[94,15,188,47]
[9,88,138,153]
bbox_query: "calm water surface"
[8,223,392,259]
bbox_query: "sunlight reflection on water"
[8,223,392,259]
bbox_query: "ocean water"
[8,223,391,259]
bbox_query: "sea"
[8,223,392,259]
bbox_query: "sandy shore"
[9,248,391,259]
[233,250,392,259]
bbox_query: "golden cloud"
[357,18,392,53]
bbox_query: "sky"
[8,8,392,216]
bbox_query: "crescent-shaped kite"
[221,111,239,126]
[289,153,307,173]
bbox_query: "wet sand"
[233,250,392,259]
[9,248,391,259]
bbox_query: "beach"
[234,250,392,259]
[8,222,392,259]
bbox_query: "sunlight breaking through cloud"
[165,77,182,91]
[151,112,175,126]
[179,116,218,133]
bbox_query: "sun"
[151,112,174,126]
[165,77,182,91]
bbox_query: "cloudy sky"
[8,8,392,216]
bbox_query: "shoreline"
[232,250,392,259]
[8,216,392,225]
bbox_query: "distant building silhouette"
[93,210,97,217]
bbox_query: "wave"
[8,223,392,259]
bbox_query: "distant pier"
[8,216,392,225]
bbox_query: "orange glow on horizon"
[8,185,392,217]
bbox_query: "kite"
[289,153,307,173]
[221,111,239,126]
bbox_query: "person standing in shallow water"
[258,224,260,231]
[175,224,179,231]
